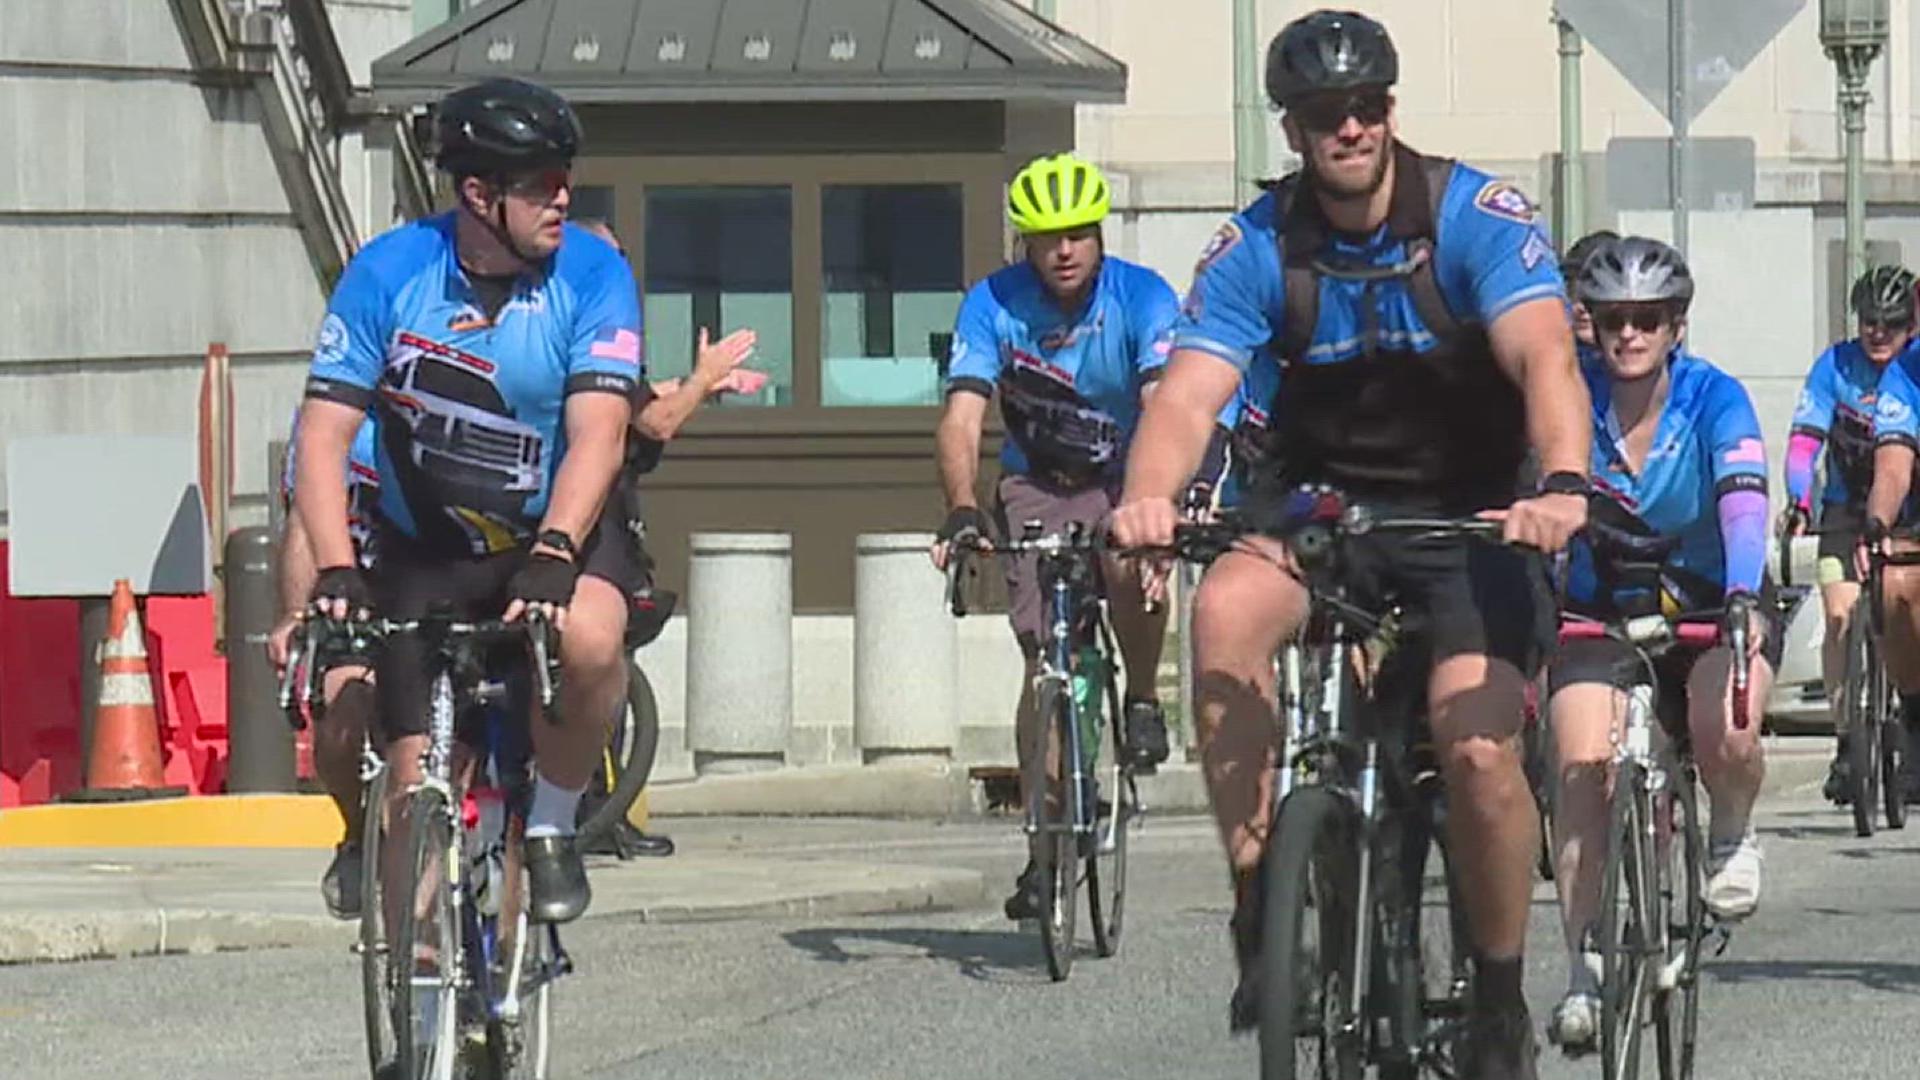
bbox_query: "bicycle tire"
[1881,713,1908,830]
[1651,764,1704,1080]
[1377,809,1470,1080]
[1599,764,1656,1080]
[359,764,398,1079]
[1259,785,1363,1080]
[577,658,661,845]
[392,787,459,1080]
[1845,612,1880,838]
[1089,661,1130,959]
[1031,680,1079,982]
[485,832,554,1080]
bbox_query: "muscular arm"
[1868,443,1915,529]
[1120,350,1243,504]
[541,392,630,546]
[278,510,318,619]
[292,399,364,572]
[936,390,990,510]
[1487,296,1592,478]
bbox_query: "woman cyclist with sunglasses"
[1543,235,1777,1053]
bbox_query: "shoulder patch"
[1195,221,1243,273]
[315,313,349,365]
[1473,181,1537,225]
[1520,228,1555,272]
[1877,392,1913,426]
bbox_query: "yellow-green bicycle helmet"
[1006,153,1111,235]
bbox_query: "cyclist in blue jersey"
[1109,12,1590,1073]
[1541,237,1774,1052]
[1560,230,1617,358]
[295,79,690,923]
[271,409,382,917]
[1860,330,1920,802]
[929,152,1181,921]
[1782,265,1920,802]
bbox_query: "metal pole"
[1843,63,1871,292]
[1556,16,1585,243]
[1668,0,1689,255]
[1232,0,1266,204]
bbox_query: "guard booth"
[370,0,1128,612]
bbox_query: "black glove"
[509,551,579,609]
[937,506,993,549]
[1866,516,1892,548]
[308,566,373,618]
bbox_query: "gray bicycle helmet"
[1265,10,1398,109]
[1850,264,1918,324]
[1560,229,1619,286]
[1576,236,1694,312]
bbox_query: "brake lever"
[527,612,559,715]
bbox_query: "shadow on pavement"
[1707,959,1920,994]
[1758,822,1861,840]
[782,926,1044,983]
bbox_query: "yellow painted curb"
[0,794,344,849]
[627,789,650,831]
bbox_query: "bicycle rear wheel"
[1089,665,1130,959]
[1260,785,1363,1080]
[1844,613,1881,838]
[359,765,398,1078]
[1600,766,1657,1080]
[577,660,661,846]
[1651,764,1704,1080]
[391,788,460,1080]
[1030,680,1079,982]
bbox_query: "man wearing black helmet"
[1111,10,1590,1075]
[295,78,683,924]
[1808,265,1920,804]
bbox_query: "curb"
[0,794,343,849]
[590,866,986,925]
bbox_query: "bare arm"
[278,510,317,619]
[1868,443,1915,529]
[633,328,757,441]
[1487,296,1591,478]
[936,390,990,510]
[541,392,631,548]
[292,399,364,573]
[1120,351,1242,505]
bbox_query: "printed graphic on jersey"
[1828,403,1876,489]
[998,351,1122,476]
[1879,392,1913,427]
[1473,181,1536,224]
[316,314,349,366]
[589,326,643,365]
[1520,228,1554,272]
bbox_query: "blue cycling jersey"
[1874,345,1920,452]
[1566,351,1770,612]
[1173,148,1564,508]
[1216,357,1282,507]
[281,408,381,565]
[304,212,641,555]
[946,256,1179,482]
[1789,339,1898,509]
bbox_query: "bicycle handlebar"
[1557,598,1758,730]
[276,614,560,730]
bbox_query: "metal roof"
[368,0,1126,106]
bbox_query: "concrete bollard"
[225,527,293,792]
[854,533,958,763]
[685,532,793,775]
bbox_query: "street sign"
[1558,0,1807,124]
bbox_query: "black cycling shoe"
[320,840,363,921]
[1228,871,1264,1034]
[1124,698,1172,773]
[1004,861,1042,921]
[1461,1000,1541,1080]
[1825,751,1854,806]
[525,834,592,924]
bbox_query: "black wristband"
[1539,470,1592,498]
[536,528,577,559]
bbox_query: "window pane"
[644,186,793,407]
[821,184,964,407]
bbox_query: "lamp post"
[1820,0,1890,296]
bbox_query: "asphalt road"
[4,791,1919,1080]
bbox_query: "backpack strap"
[1401,154,1464,348]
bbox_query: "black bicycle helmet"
[1577,236,1695,312]
[1265,10,1398,109]
[1850,264,1918,324]
[434,78,582,177]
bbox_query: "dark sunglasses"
[1863,317,1914,335]
[1592,305,1675,335]
[1290,91,1391,134]
[499,166,573,200]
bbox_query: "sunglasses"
[1863,318,1914,335]
[499,166,572,201]
[1592,305,1676,335]
[1290,91,1391,134]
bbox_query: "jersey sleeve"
[1436,175,1566,325]
[1128,269,1182,379]
[305,253,396,408]
[1876,359,1920,450]
[943,280,1003,398]
[1703,373,1770,594]
[567,252,644,397]
[1169,214,1280,372]
[1790,349,1840,438]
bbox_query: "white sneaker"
[1548,990,1601,1055]
[1705,832,1763,921]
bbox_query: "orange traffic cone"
[68,580,185,802]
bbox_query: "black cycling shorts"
[367,522,637,739]
[1816,501,1865,585]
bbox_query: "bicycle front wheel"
[1844,613,1882,837]
[1260,785,1363,1080]
[1650,764,1704,1080]
[359,764,398,1078]
[1881,710,1908,830]
[1089,663,1131,959]
[391,788,460,1080]
[1030,680,1080,982]
[1600,765,1658,1080]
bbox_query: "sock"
[1567,945,1600,995]
[1474,954,1524,1008]
[524,773,585,840]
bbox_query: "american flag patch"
[588,327,642,365]
[1723,437,1766,465]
